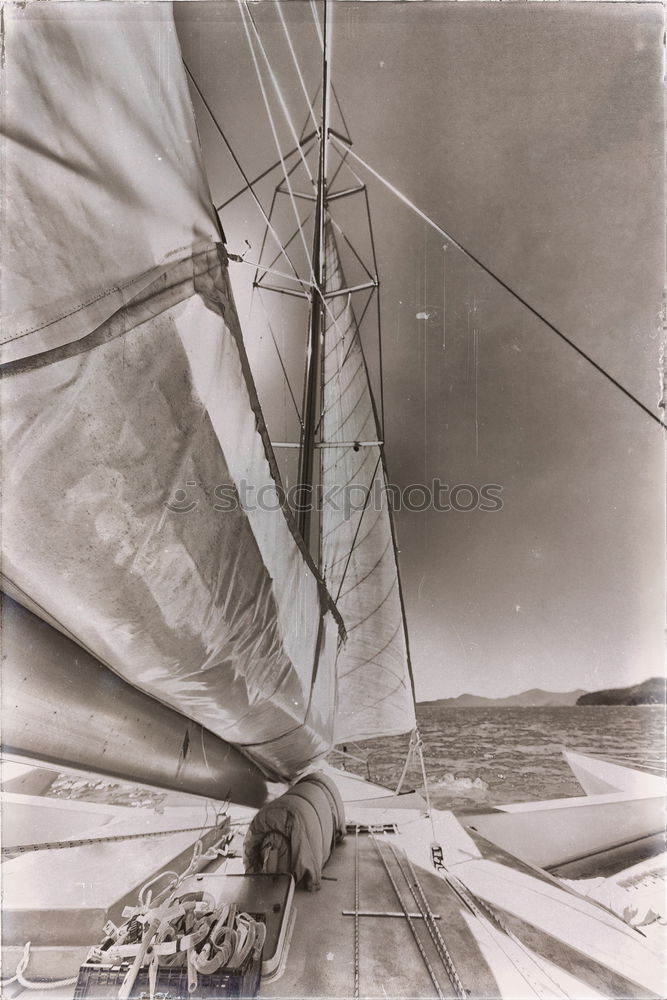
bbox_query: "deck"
[263,830,498,999]
[1,766,665,998]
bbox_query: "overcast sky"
[176,1,665,700]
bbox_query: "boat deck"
[2,766,665,998]
[264,830,498,999]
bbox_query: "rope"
[395,729,438,841]
[329,135,665,429]
[137,815,230,910]
[99,896,265,998]
[394,730,419,796]
[416,735,438,843]
[0,942,78,990]
[106,821,242,999]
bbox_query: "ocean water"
[43,705,666,810]
[338,705,667,809]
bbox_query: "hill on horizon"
[576,677,666,706]
[419,687,589,708]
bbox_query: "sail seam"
[345,578,399,634]
[337,538,393,600]
[337,622,403,679]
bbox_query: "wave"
[431,773,488,795]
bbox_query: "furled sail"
[320,225,416,742]
[1,2,339,781]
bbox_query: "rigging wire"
[236,0,319,288]
[252,146,316,287]
[242,1,318,193]
[215,134,317,212]
[237,257,314,289]
[259,208,315,283]
[274,0,321,135]
[363,185,385,438]
[236,256,315,288]
[235,3,369,427]
[325,150,385,441]
[329,214,376,284]
[256,288,304,426]
[231,0,418,722]
[310,0,324,50]
[442,242,448,352]
[329,136,665,429]
[313,286,375,442]
[330,83,353,146]
[183,62,307,294]
[319,180,418,704]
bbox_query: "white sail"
[320,226,416,742]
[0,2,339,781]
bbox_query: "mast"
[297,0,331,550]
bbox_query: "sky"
[175,1,665,701]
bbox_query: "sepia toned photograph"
[1,1,665,997]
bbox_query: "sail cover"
[321,226,416,742]
[0,2,339,781]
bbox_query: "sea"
[44,704,666,810]
[337,704,667,809]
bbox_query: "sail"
[320,225,416,741]
[0,2,339,782]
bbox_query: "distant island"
[576,677,666,706]
[419,688,588,708]
[419,677,667,708]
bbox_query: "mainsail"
[320,227,416,742]
[1,1,417,789]
[1,2,339,782]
